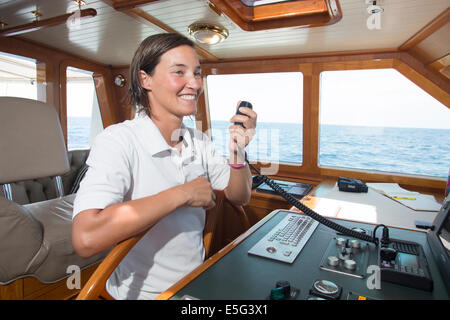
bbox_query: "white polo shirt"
[73,115,230,300]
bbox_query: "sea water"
[68,117,449,179]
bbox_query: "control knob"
[344,259,357,271]
[350,239,361,249]
[327,256,339,267]
[336,237,347,247]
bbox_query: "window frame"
[60,60,117,146]
[200,62,310,179]
[0,51,49,103]
[315,58,448,190]
[318,68,447,178]
[205,71,305,166]
[200,55,449,191]
[209,0,342,31]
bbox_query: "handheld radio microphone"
[234,101,253,127]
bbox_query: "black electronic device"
[338,177,368,193]
[415,220,433,230]
[255,178,312,199]
[378,238,433,291]
[427,198,450,293]
[251,175,264,189]
[234,101,253,127]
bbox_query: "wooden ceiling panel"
[0,0,448,66]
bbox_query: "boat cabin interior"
[0,0,449,301]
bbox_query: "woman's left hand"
[228,101,257,163]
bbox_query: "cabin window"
[0,52,37,100]
[319,68,450,178]
[206,72,303,166]
[66,66,103,151]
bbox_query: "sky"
[206,69,450,130]
[1,52,449,130]
[207,72,303,124]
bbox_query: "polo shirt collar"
[135,115,194,158]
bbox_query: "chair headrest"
[0,97,70,184]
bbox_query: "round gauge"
[313,280,339,295]
[114,74,126,87]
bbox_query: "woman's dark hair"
[128,33,195,116]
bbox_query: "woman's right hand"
[177,176,216,210]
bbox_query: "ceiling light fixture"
[365,0,384,14]
[188,23,229,45]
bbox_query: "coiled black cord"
[247,161,379,245]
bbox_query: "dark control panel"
[378,238,433,291]
[172,210,449,300]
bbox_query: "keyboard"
[248,212,319,263]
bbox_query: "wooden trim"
[395,52,450,106]
[204,48,401,65]
[195,79,210,135]
[111,67,135,122]
[428,54,450,80]
[76,233,146,300]
[209,0,342,31]
[315,59,396,72]
[428,53,450,76]
[302,63,320,174]
[201,51,402,70]
[0,263,100,300]
[0,9,97,37]
[120,8,219,62]
[399,7,450,51]
[112,0,160,11]
[318,167,445,192]
[221,0,328,22]
[93,73,119,128]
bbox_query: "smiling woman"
[139,45,203,123]
[128,33,198,119]
[71,33,256,300]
